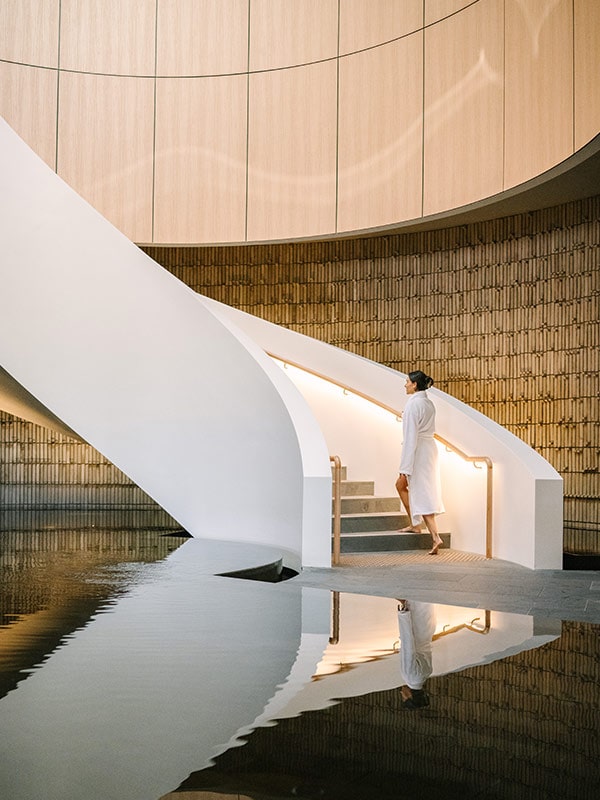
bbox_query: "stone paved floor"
[287,549,600,624]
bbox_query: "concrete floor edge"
[285,553,600,625]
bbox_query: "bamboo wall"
[143,194,600,555]
[0,414,178,531]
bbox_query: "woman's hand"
[396,473,409,491]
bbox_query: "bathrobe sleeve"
[399,396,418,475]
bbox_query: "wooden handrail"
[329,590,340,644]
[432,609,491,640]
[330,455,342,565]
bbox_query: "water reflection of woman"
[396,599,436,709]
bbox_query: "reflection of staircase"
[333,466,450,554]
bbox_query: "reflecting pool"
[0,528,598,799]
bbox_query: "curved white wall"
[0,117,332,569]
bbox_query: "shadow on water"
[0,518,598,800]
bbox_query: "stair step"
[336,496,401,514]
[340,511,408,533]
[339,480,375,497]
[339,530,451,554]
[330,466,450,555]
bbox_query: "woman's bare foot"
[399,525,422,533]
[428,537,443,555]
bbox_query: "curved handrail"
[279,355,494,559]
[432,609,492,640]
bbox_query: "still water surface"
[0,527,598,799]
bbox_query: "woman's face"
[405,377,417,395]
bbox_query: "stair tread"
[339,495,398,500]
[341,529,450,536]
[340,510,404,518]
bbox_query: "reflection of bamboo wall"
[191,620,599,800]
[0,529,184,623]
[0,528,187,699]
[144,195,600,554]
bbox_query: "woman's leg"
[423,513,443,554]
[395,474,422,532]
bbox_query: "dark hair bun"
[408,370,434,391]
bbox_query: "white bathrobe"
[397,601,436,689]
[398,390,445,525]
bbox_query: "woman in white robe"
[395,370,445,554]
